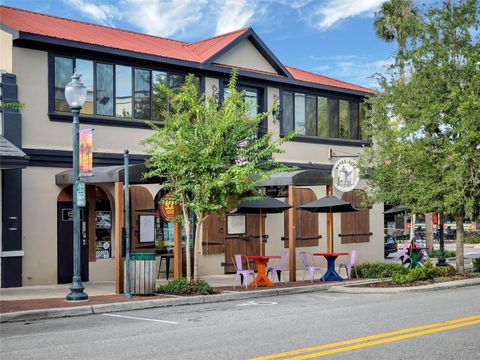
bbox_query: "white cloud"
[63,0,120,26]
[215,0,256,35]
[122,0,208,38]
[307,56,393,88]
[311,0,384,30]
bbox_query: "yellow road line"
[287,320,480,359]
[250,315,480,360]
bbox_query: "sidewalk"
[0,271,367,322]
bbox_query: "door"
[224,214,264,273]
[57,202,89,284]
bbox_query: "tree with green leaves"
[374,0,422,81]
[361,0,480,273]
[143,71,293,282]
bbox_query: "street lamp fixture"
[65,73,88,301]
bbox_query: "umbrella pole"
[328,210,334,253]
[259,210,263,256]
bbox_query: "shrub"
[352,263,409,279]
[392,261,456,284]
[464,236,480,244]
[156,278,214,295]
[473,258,480,272]
[428,249,456,258]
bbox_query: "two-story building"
[0,5,383,289]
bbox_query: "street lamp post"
[65,73,88,301]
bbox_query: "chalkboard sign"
[265,186,289,198]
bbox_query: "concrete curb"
[328,277,480,294]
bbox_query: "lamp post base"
[66,277,88,301]
[436,258,448,267]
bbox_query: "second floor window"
[53,55,192,123]
[282,91,367,141]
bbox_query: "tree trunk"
[182,206,191,282]
[425,212,434,254]
[193,213,204,283]
[455,215,465,274]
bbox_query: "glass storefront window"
[282,91,294,134]
[328,99,339,138]
[294,93,306,135]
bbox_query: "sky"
[2,0,433,89]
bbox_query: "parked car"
[384,234,398,258]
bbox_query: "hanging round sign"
[160,194,176,222]
[331,158,359,192]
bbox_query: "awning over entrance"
[0,135,29,169]
[55,163,163,185]
[258,169,332,187]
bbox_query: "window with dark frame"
[281,90,366,141]
[53,55,192,123]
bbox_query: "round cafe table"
[244,255,281,287]
[313,252,349,281]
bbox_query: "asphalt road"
[1,286,479,360]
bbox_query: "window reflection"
[134,69,151,119]
[317,97,328,137]
[96,63,114,116]
[152,71,167,121]
[76,59,93,115]
[339,99,349,139]
[54,57,73,112]
[282,92,294,134]
[294,93,305,135]
[115,65,132,118]
[305,95,316,136]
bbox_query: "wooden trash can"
[130,253,156,295]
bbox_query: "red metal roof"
[0,5,374,94]
[187,28,250,62]
[285,66,375,94]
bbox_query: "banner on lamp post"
[79,128,93,177]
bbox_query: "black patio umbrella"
[298,195,358,252]
[383,206,408,215]
[232,196,292,256]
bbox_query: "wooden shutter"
[284,188,319,248]
[341,190,370,243]
[202,214,225,254]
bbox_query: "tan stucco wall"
[215,40,277,74]
[13,47,154,155]
[0,30,13,73]
[22,167,63,285]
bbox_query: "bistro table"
[313,252,349,281]
[244,255,281,287]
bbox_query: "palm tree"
[374,0,421,81]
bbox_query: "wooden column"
[114,181,125,294]
[288,185,296,282]
[326,185,333,253]
[173,206,182,279]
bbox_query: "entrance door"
[224,214,264,273]
[57,202,89,284]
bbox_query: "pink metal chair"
[398,241,411,265]
[267,251,289,284]
[338,250,358,279]
[299,252,323,284]
[232,255,256,290]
